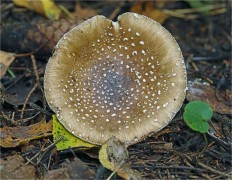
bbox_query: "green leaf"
[183,100,213,133]
[52,115,95,151]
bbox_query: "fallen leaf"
[4,76,42,106]
[130,1,170,24]
[0,118,52,148]
[99,136,141,180]
[0,50,15,79]
[73,2,98,21]
[0,155,35,179]
[68,157,95,179]
[41,0,61,20]
[44,168,70,180]
[45,157,95,179]
[53,115,95,151]
[13,0,61,20]
[187,82,232,114]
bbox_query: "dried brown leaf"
[0,50,15,79]
[45,168,70,180]
[0,118,52,148]
[99,136,141,180]
[130,1,170,24]
[73,2,98,21]
[187,83,232,114]
[0,155,35,179]
[45,157,95,179]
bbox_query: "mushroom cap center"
[85,58,137,111]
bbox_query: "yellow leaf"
[99,136,141,180]
[13,0,61,20]
[99,143,114,171]
[52,115,95,151]
[41,0,61,20]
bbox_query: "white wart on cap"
[44,12,187,145]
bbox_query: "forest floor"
[0,1,231,179]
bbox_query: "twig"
[178,151,231,178]
[20,55,47,121]
[69,148,77,158]
[191,61,199,71]
[5,74,25,90]
[25,136,63,165]
[192,56,227,61]
[109,1,125,20]
[207,132,231,153]
[1,111,17,125]
[198,133,208,157]
[22,112,40,123]
[196,160,231,178]
[36,137,63,165]
[167,169,171,179]
[199,173,212,179]
[47,153,52,170]
[157,169,162,179]
[106,160,125,180]
[162,4,226,19]
[153,165,206,172]
[29,103,52,116]
[31,55,40,82]
[14,41,47,57]
[20,83,38,121]
[31,55,47,112]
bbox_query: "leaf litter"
[0,0,231,179]
[0,118,52,148]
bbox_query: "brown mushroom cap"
[44,12,187,145]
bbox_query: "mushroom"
[44,12,187,145]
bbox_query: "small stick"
[198,133,208,157]
[31,54,47,111]
[106,160,125,180]
[191,61,199,71]
[31,55,40,82]
[1,111,17,125]
[29,103,52,116]
[20,55,45,121]
[15,41,47,57]
[22,112,40,123]
[20,83,38,121]
[25,136,63,165]
[109,1,125,20]
[47,153,52,170]
[179,151,231,178]
[196,160,231,178]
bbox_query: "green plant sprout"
[7,68,16,78]
[183,100,213,156]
